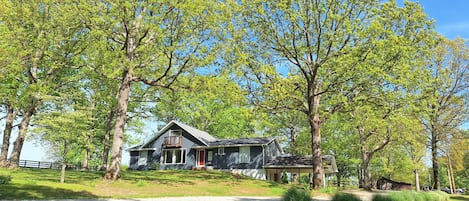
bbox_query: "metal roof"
[264,155,338,174]
[208,137,275,147]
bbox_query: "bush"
[372,194,393,201]
[281,170,289,184]
[0,174,11,184]
[331,193,361,201]
[282,187,312,201]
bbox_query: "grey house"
[128,120,283,179]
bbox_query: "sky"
[415,0,469,39]
[4,1,469,165]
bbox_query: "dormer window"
[170,129,182,137]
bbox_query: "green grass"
[0,168,289,199]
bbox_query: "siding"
[212,146,264,169]
[130,124,205,170]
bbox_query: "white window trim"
[161,148,186,164]
[207,151,213,163]
[138,150,148,166]
[218,147,225,155]
[169,129,182,136]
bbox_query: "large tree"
[236,0,437,188]
[423,38,468,190]
[80,0,226,180]
[152,73,255,139]
[0,0,88,168]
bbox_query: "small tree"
[32,110,91,183]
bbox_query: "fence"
[18,160,99,171]
[19,160,61,169]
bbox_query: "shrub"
[281,170,289,184]
[331,192,361,201]
[282,187,312,201]
[0,174,11,184]
[372,194,393,201]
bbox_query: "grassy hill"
[0,168,288,199]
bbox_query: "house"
[128,120,283,180]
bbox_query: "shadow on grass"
[12,168,104,184]
[0,183,98,199]
[451,196,469,201]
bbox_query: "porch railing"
[163,136,182,147]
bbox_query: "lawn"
[0,168,288,199]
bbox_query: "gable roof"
[208,137,275,147]
[141,120,216,148]
[175,120,216,143]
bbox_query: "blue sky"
[6,1,469,164]
[415,0,469,39]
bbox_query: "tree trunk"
[104,69,132,180]
[360,150,372,190]
[414,169,420,191]
[8,102,38,168]
[82,137,90,171]
[60,140,67,183]
[290,126,298,156]
[336,173,342,188]
[100,109,115,171]
[310,94,323,189]
[0,105,17,167]
[431,129,440,190]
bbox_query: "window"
[218,147,225,155]
[207,151,213,163]
[138,151,147,166]
[162,149,186,164]
[169,129,182,136]
[239,146,250,163]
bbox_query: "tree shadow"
[451,196,469,201]
[0,183,98,199]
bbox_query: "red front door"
[198,150,205,166]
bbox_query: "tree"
[152,73,255,139]
[423,38,468,190]
[236,0,437,188]
[80,0,227,180]
[0,1,89,168]
[32,110,91,183]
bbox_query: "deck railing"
[163,136,183,147]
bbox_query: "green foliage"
[372,194,393,201]
[331,193,362,201]
[281,187,312,201]
[282,170,289,184]
[0,174,11,184]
